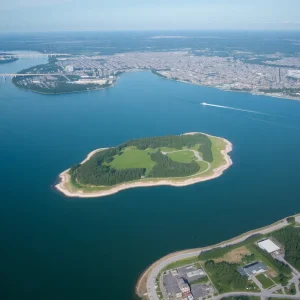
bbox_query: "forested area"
[148,151,200,178]
[123,134,213,162]
[204,260,248,292]
[271,226,300,271]
[199,235,262,260]
[70,148,146,186]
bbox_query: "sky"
[1,0,300,32]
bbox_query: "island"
[55,132,232,198]
[12,56,114,94]
[136,215,300,300]
[0,53,18,64]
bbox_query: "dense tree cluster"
[205,260,248,292]
[70,148,146,186]
[148,151,200,178]
[199,235,262,260]
[241,254,256,264]
[123,134,213,162]
[271,226,300,271]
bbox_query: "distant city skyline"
[1,0,300,32]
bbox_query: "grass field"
[246,244,279,277]
[256,273,275,289]
[190,276,209,285]
[167,150,195,163]
[162,257,199,272]
[109,148,155,171]
[108,145,213,176]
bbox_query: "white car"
[188,294,194,300]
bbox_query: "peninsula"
[9,51,300,99]
[136,215,300,300]
[55,132,232,198]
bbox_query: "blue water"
[1,58,300,300]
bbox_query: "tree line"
[204,260,248,293]
[199,235,262,261]
[122,134,213,162]
[270,226,300,271]
[148,151,200,178]
[70,148,146,186]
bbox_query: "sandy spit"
[55,133,233,198]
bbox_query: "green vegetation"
[241,254,256,264]
[148,151,200,178]
[270,226,300,271]
[246,244,291,277]
[162,257,199,272]
[286,217,295,224]
[69,133,217,187]
[109,149,155,172]
[190,276,209,285]
[122,134,213,162]
[199,235,262,261]
[221,297,260,300]
[167,150,194,163]
[284,283,296,295]
[256,273,275,289]
[204,260,248,293]
[12,56,112,94]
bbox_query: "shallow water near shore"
[1,58,300,300]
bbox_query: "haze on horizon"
[1,0,300,33]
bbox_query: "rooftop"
[258,239,280,253]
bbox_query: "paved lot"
[191,283,214,299]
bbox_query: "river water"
[1,57,300,300]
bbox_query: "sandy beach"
[55,133,233,198]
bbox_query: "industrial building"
[257,239,281,254]
[238,261,268,278]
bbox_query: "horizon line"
[1,28,300,35]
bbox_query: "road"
[161,149,211,175]
[213,291,300,299]
[146,219,289,300]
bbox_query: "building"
[177,278,191,297]
[238,261,267,278]
[186,269,205,278]
[258,239,280,254]
[64,65,74,72]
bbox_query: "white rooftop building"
[258,239,280,253]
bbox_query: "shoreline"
[11,67,300,101]
[55,133,233,198]
[135,214,299,299]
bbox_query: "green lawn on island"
[167,150,195,163]
[109,148,156,171]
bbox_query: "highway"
[145,218,290,300]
